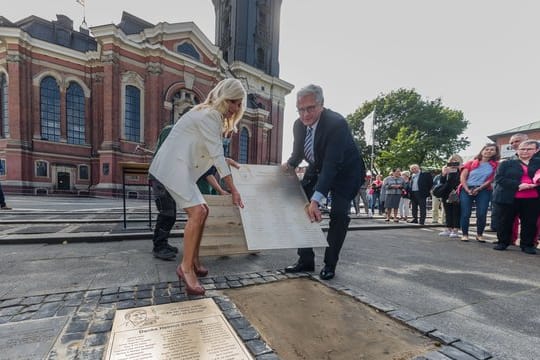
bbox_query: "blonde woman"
[150,79,246,295]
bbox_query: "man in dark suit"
[409,164,433,225]
[282,84,365,280]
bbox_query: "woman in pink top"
[492,140,540,254]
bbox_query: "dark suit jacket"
[492,158,540,205]
[414,172,433,198]
[287,108,365,200]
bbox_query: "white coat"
[149,107,230,204]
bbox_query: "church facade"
[0,1,292,197]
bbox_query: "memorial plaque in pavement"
[0,316,68,359]
[105,299,253,360]
[231,165,327,250]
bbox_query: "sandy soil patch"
[225,278,436,360]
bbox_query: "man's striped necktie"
[304,126,314,163]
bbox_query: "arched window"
[0,73,8,137]
[124,85,141,142]
[66,82,85,144]
[177,42,201,61]
[239,127,249,164]
[40,76,61,142]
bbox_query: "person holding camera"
[370,174,383,215]
[438,155,463,238]
[383,168,405,222]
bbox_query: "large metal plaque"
[231,165,327,250]
[105,299,252,360]
[0,316,68,359]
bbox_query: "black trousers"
[151,179,177,249]
[411,191,427,224]
[497,198,540,248]
[297,185,352,269]
[442,199,460,229]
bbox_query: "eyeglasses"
[518,148,537,151]
[297,105,319,114]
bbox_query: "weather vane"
[76,0,87,30]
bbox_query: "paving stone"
[0,305,24,316]
[216,300,235,311]
[203,283,216,290]
[64,292,84,300]
[116,300,137,310]
[0,298,21,308]
[99,294,118,304]
[77,347,105,360]
[428,331,460,345]
[136,290,152,299]
[20,295,45,305]
[262,275,278,282]
[245,339,272,356]
[56,306,78,317]
[387,309,419,323]
[35,302,63,317]
[200,278,215,285]
[136,284,154,291]
[118,286,136,293]
[223,308,242,320]
[64,298,84,307]
[439,346,478,360]
[229,317,251,330]
[11,312,35,321]
[154,297,171,305]
[215,282,230,289]
[236,325,260,341]
[252,277,266,284]
[65,318,90,333]
[228,280,242,288]
[154,288,169,297]
[155,282,169,289]
[101,287,119,296]
[85,290,102,298]
[117,292,135,301]
[44,294,65,302]
[407,319,438,335]
[20,303,41,313]
[452,340,492,360]
[214,276,227,283]
[84,332,109,346]
[61,332,86,344]
[0,316,11,324]
[88,319,113,334]
[248,273,262,279]
[226,275,241,281]
[240,279,256,286]
[256,354,280,360]
[136,298,153,307]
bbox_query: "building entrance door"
[57,172,70,190]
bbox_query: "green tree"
[347,88,469,174]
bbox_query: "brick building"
[0,1,292,197]
[488,120,540,159]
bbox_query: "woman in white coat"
[149,79,246,295]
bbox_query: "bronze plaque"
[231,165,327,250]
[105,299,253,360]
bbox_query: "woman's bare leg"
[193,204,209,271]
[179,204,208,289]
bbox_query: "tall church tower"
[213,0,282,77]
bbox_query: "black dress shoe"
[153,247,176,260]
[521,246,537,255]
[319,266,335,280]
[493,243,509,251]
[165,243,179,253]
[284,261,315,273]
[408,219,418,224]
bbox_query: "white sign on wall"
[500,144,515,159]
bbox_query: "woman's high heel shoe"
[194,265,209,277]
[176,267,205,296]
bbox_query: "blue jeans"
[459,188,492,236]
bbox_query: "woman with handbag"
[438,154,463,238]
[492,140,540,254]
[383,168,405,222]
[459,144,500,242]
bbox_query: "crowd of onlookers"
[354,133,540,255]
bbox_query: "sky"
[4,0,540,159]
